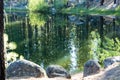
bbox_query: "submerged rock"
[6,59,46,78]
[103,56,120,68]
[46,65,71,79]
[84,60,101,77]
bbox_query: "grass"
[61,6,120,16]
[5,0,120,16]
[28,0,49,12]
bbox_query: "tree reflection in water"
[4,13,120,73]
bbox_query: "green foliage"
[62,7,120,16]
[99,37,120,63]
[116,6,120,11]
[28,0,49,12]
[5,12,120,72]
[28,0,68,12]
[5,21,26,58]
[54,0,68,10]
[77,29,120,66]
[77,40,91,69]
[53,14,67,27]
[90,31,120,65]
[4,33,24,67]
[29,13,48,26]
[53,55,71,70]
[8,42,17,50]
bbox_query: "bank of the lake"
[6,63,120,80]
[5,7,120,16]
[61,6,120,16]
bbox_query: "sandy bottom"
[6,73,83,80]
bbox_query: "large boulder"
[84,63,120,80]
[46,65,71,79]
[6,59,46,78]
[84,60,101,77]
[101,63,120,80]
[103,56,120,68]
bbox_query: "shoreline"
[4,5,120,16]
[6,63,120,80]
[6,72,84,80]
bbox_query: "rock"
[101,63,120,80]
[103,56,120,68]
[6,59,46,78]
[46,65,71,79]
[83,60,101,77]
[68,15,77,22]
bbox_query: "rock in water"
[84,60,101,77]
[104,56,120,68]
[46,65,71,79]
[6,59,46,78]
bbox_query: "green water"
[4,12,120,73]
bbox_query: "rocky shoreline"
[6,56,120,80]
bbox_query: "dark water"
[4,12,120,73]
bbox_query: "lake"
[4,12,120,73]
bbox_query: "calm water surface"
[4,12,120,73]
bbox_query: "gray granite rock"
[84,60,101,77]
[104,56,120,68]
[6,59,46,78]
[46,65,71,79]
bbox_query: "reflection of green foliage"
[4,33,24,67]
[52,55,70,70]
[116,6,120,11]
[5,21,21,27]
[29,13,48,26]
[87,30,120,65]
[77,29,119,68]
[99,37,120,64]
[54,15,67,27]
[77,40,91,70]
[5,14,70,69]
[54,0,68,10]
[116,18,120,25]
[62,7,120,16]
[5,13,120,73]
[6,52,19,62]
[28,0,68,12]
[29,0,49,12]
[5,21,27,57]
[8,42,17,50]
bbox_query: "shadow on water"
[4,12,120,73]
